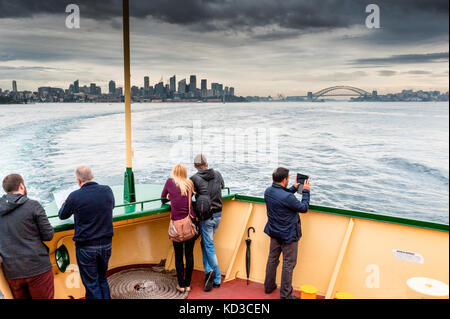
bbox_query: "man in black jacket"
[0,174,54,299]
[58,166,115,299]
[190,154,225,292]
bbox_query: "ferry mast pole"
[122,0,136,203]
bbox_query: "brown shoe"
[176,285,186,293]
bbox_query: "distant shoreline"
[1,100,449,106]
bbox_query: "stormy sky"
[0,0,448,95]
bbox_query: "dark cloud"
[352,52,449,66]
[378,70,397,76]
[0,0,447,43]
[404,70,433,75]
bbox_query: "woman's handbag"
[168,191,198,242]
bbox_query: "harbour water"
[0,101,448,224]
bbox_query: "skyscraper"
[154,82,165,97]
[230,87,235,96]
[131,86,139,97]
[73,80,79,93]
[189,75,197,93]
[170,75,176,93]
[178,79,187,94]
[144,76,150,90]
[90,83,96,95]
[211,83,219,96]
[201,79,207,98]
[109,80,116,94]
[12,80,17,92]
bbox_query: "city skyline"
[0,74,237,96]
[0,0,448,95]
[1,76,447,104]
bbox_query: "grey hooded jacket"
[0,194,54,279]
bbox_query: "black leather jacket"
[190,169,225,212]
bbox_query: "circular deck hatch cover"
[108,268,188,299]
[407,277,449,297]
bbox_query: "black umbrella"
[245,227,256,285]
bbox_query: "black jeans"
[264,237,299,299]
[75,242,112,299]
[173,237,196,287]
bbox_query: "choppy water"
[0,102,448,224]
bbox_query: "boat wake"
[379,157,449,186]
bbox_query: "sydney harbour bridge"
[306,86,372,100]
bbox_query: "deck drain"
[108,268,187,299]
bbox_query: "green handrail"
[115,197,166,211]
[46,197,168,218]
[48,188,232,218]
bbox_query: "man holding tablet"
[263,167,311,299]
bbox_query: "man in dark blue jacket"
[263,167,310,299]
[58,166,114,299]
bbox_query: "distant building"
[201,79,207,90]
[109,80,116,94]
[201,79,207,98]
[154,82,165,98]
[230,87,235,96]
[144,76,150,90]
[79,85,89,94]
[211,83,219,96]
[90,83,97,95]
[170,75,176,93]
[73,80,80,93]
[38,87,64,97]
[12,80,17,92]
[178,79,186,94]
[131,85,139,97]
[189,75,197,93]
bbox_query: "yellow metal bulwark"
[1,199,448,299]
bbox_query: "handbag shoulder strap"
[188,189,194,219]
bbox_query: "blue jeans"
[200,212,222,285]
[75,243,112,299]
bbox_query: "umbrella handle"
[247,227,255,238]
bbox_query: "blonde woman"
[161,164,197,293]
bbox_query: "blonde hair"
[171,164,194,197]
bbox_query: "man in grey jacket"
[190,154,225,292]
[0,174,54,299]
